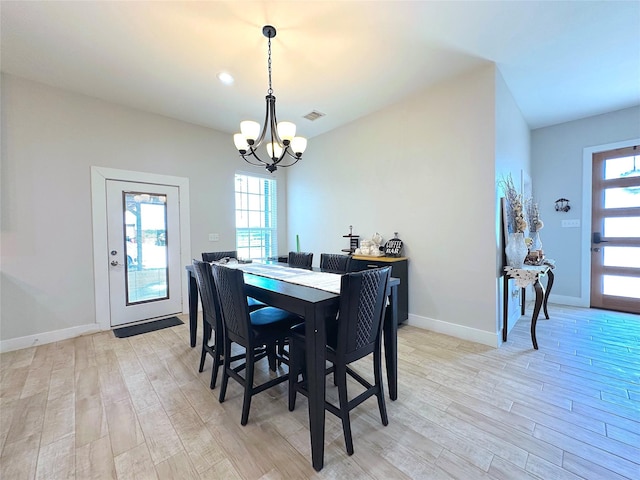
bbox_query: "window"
[235,173,277,260]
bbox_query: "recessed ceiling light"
[217,72,234,85]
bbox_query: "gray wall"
[286,65,529,345]
[0,74,288,345]
[531,106,640,303]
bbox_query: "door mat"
[113,317,183,338]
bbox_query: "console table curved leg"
[531,279,545,350]
[543,269,554,319]
[503,275,509,342]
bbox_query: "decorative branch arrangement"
[499,173,527,234]
[525,199,544,232]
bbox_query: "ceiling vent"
[303,110,325,121]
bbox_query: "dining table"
[184,261,400,471]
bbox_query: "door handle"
[592,232,609,244]
[111,260,119,266]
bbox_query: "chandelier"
[233,25,307,173]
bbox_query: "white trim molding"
[0,324,104,353]
[408,313,500,348]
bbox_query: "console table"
[503,260,555,349]
[350,255,408,324]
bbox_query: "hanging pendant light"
[233,25,307,173]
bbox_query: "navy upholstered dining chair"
[288,251,313,269]
[211,264,300,426]
[320,253,351,273]
[288,266,392,455]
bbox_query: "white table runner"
[220,262,342,294]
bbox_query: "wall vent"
[303,110,325,121]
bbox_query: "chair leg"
[199,323,211,373]
[277,339,288,365]
[210,348,221,389]
[373,346,389,426]
[218,337,232,403]
[267,343,277,372]
[210,328,223,389]
[241,350,255,426]
[335,363,354,455]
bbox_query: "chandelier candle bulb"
[233,134,249,153]
[291,137,307,155]
[266,142,283,160]
[240,121,260,143]
[277,122,296,143]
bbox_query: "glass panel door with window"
[235,174,278,261]
[106,180,182,326]
[591,146,640,313]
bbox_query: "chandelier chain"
[267,36,273,95]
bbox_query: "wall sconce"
[555,198,571,212]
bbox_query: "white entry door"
[106,180,182,326]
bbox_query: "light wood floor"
[1,305,639,479]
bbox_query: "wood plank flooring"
[1,305,639,479]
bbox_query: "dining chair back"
[319,253,351,273]
[212,264,298,425]
[202,251,266,311]
[191,259,225,388]
[289,266,392,455]
[202,250,237,262]
[288,251,313,268]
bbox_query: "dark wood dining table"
[184,263,400,471]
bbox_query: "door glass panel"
[604,155,640,180]
[603,247,640,268]
[603,275,640,299]
[603,217,640,237]
[604,188,640,208]
[124,192,169,304]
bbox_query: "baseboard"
[0,323,105,353]
[407,314,500,348]
[548,293,588,307]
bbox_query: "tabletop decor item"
[384,233,403,257]
[342,225,360,254]
[500,174,528,268]
[355,232,385,256]
[505,232,528,268]
[526,198,544,253]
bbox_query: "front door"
[106,180,182,326]
[590,145,640,314]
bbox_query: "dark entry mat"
[113,317,183,338]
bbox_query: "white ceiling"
[2,1,639,140]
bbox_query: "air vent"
[303,110,325,121]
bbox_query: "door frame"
[91,166,191,331]
[580,137,640,307]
